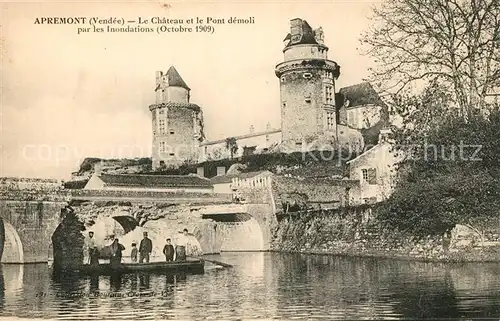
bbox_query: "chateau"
[150,18,388,170]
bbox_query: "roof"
[337,82,385,108]
[98,174,212,188]
[210,170,272,185]
[165,66,190,90]
[285,20,319,48]
[346,142,392,166]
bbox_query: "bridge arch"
[0,219,24,263]
[200,213,265,252]
[84,212,140,242]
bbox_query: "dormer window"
[303,73,312,79]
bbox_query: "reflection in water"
[89,275,99,293]
[110,274,122,292]
[138,273,150,290]
[0,253,498,320]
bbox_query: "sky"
[1,0,379,180]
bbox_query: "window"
[362,169,368,181]
[159,110,164,115]
[326,111,335,129]
[169,130,175,135]
[362,168,377,185]
[282,102,286,108]
[159,119,166,134]
[159,141,166,153]
[169,153,175,156]
[324,85,333,104]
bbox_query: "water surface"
[0,252,499,320]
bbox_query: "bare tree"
[360,0,499,119]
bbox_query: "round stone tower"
[149,66,205,169]
[275,18,341,147]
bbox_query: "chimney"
[155,71,163,85]
[290,18,302,37]
[314,27,324,45]
[197,166,205,177]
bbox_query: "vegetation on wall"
[145,149,355,178]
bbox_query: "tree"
[225,137,238,159]
[360,0,500,119]
[376,90,500,238]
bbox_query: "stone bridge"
[0,178,70,263]
[0,176,277,265]
[69,188,276,257]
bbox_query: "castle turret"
[149,66,204,169]
[275,18,341,146]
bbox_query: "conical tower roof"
[165,66,190,90]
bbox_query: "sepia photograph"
[0,0,499,320]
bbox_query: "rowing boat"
[75,259,205,276]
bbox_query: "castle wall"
[346,104,383,129]
[153,107,199,167]
[163,87,189,104]
[284,45,327,60]
[280,70,326,142]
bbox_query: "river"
[0,252,499,320]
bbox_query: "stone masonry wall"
[271,175,351,210]
[0,200,67,263]
[153,106,201,168]
[280,69,326,142]
[271,205,500,262]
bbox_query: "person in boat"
[85,231,99,266]
[175,229,190,261]
[110,238,125,267]
[130,242,138,262]
[163,238,175,262]
[139,232,153,263]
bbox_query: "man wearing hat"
[139,232,153,263]
[85,231,99,266]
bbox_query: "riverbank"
[272,246,500,263]
[270,209,500,263]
